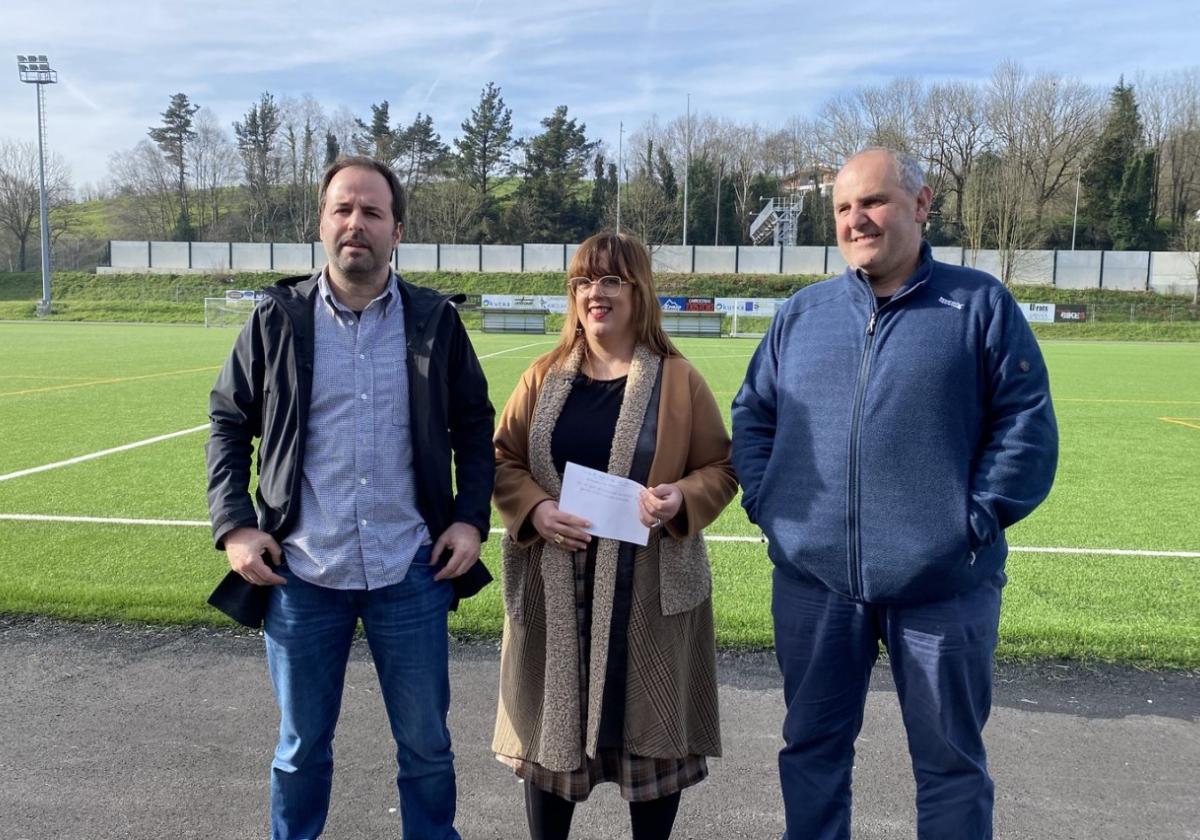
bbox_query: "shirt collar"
[317,269,398,316]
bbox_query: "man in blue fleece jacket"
[732,148,1057,839]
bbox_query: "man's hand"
[432,522,483,581]
[224,526,286,586]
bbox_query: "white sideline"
[0,342,538,486]
[0,513,210,527]
[0,424,210,483]
[477,341,551,360]
[0,514,1197,559]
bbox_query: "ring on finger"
[553,532,565,546]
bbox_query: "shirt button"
[360,393,368,400]
[359,353,366,360]
[360,477,368,485]
[361,519,368,526]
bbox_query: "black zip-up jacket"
[205,272,495,608]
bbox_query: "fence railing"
[102,240,1200,296]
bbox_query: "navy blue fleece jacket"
[731,244,1058,604]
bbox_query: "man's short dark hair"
[318,156,407,227]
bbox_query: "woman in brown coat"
[492,231,737,839]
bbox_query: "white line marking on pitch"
[1,514,1196,559]
[1006,545,1200,558]
[0,345,541,484]
[0,425,210,483]
[0,513,211,526]
[477,341,552,360]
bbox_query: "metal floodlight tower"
[16,54,58,316]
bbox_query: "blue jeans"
[264,547,459,840]
[772,568,1003,840]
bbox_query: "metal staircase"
[749,195,804,246]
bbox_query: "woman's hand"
[640,484,683,529]
[530,500,592,551]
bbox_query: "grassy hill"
[0,270,1195,341]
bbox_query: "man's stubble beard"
[331,249,388,286]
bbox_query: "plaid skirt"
[496,545,709,803]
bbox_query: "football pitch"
[0,322,1197,666]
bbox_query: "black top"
[551,374,628,476]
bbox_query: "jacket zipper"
[844,276,928,600]
[846,300,878,600]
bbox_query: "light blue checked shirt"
[281,271,431,589]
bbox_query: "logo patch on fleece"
[938,296,964,310]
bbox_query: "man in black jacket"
[206,156,494,840]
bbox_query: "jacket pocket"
[658,533,713,616]
[501,534,537,624]
[967,496,999,550]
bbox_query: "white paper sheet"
[558,461,651,547]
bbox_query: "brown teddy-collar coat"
[492,343,737,772]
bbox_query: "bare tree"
[919,82,990,230]
[654,112,726,181]
[988,62,1102,227]
[860,77,924,152]
[1175,218,1200,305]
[415,179,483,244]
[619,175,676,247]
[188,108,240,238]
[722,120,765,244]
[0,139,72,270]
[816,93,870,165]
[1141,69,1200,229]
[107,140,183,239]
[324,105,361,166]
[961,151,1037,285]
[279,95,325,242]
[611,133,676,247]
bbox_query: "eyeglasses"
[568,275,628,297]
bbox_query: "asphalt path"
[1,616,1196,840]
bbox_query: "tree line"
[1,62,1198,273]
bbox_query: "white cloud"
[0,0,1195,186]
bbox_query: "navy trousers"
[772,567,1003,840]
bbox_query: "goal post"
[204,297,259,328]
[727,298,772,339]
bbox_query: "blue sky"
[1,0,1195,187]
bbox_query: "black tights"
[524,782,682,840]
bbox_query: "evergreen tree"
[324,132,339,168]
[148,92,199,239]
[353,102,396,163]
[233,92,282,239]
[514,106,598,241]
[684,156,738,246]
[395,113,449,196]
[656,148,678,204]
[1081,80,1144,248]
[454,82,515,236]
[1110,149,1158,250]
[590,153,617,231]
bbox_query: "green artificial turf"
[0,325,1197,667]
